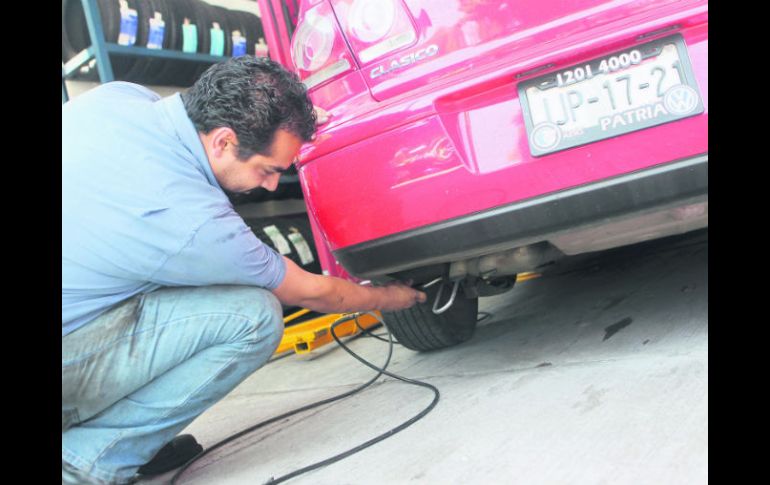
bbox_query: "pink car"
[289,0,708,351]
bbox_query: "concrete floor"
[141,229,708,485]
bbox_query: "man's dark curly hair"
[181,56,316,159]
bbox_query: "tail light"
[348,0,395,42]
[291,2,354,89]
[332,0,417,64]
[291,0,418,90]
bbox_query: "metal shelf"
[63,44,229,79]
[63,0,229,84]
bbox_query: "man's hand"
[314,106,330,125]
[377,281,427,311]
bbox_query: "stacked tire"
[242,213,324,321]
[243,214,322,276]
[62,0,265,87]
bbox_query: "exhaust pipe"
[448,242,563,280]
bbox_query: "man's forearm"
[293,275,390,313]
[273,257,426,313]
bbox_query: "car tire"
[382,284,478,351]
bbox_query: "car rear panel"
[360,0,700,101]
[297,0,707,257]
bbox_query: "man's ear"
[209,127,237,157]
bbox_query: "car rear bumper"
[334,154,707,279]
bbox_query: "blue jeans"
[62,285,284,484]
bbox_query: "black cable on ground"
[265,314,440,484]
[353,314,393,343]
[170,312,439,484]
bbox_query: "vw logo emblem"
[530,122,562,152]
[663,85,700,116]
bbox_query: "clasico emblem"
[663,85,700,116]
[530,122,562,152]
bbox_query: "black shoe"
[137,434,203,476]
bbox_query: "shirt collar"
[156,93,222,190]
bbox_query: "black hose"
[170,312,440,484]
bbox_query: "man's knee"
[255,289,284,351]
[139,285,284,351]
[223,286,284,350]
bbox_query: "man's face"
[206,128,303,193]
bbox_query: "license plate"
[518,34,704,157]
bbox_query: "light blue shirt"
[62,82,287,336]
